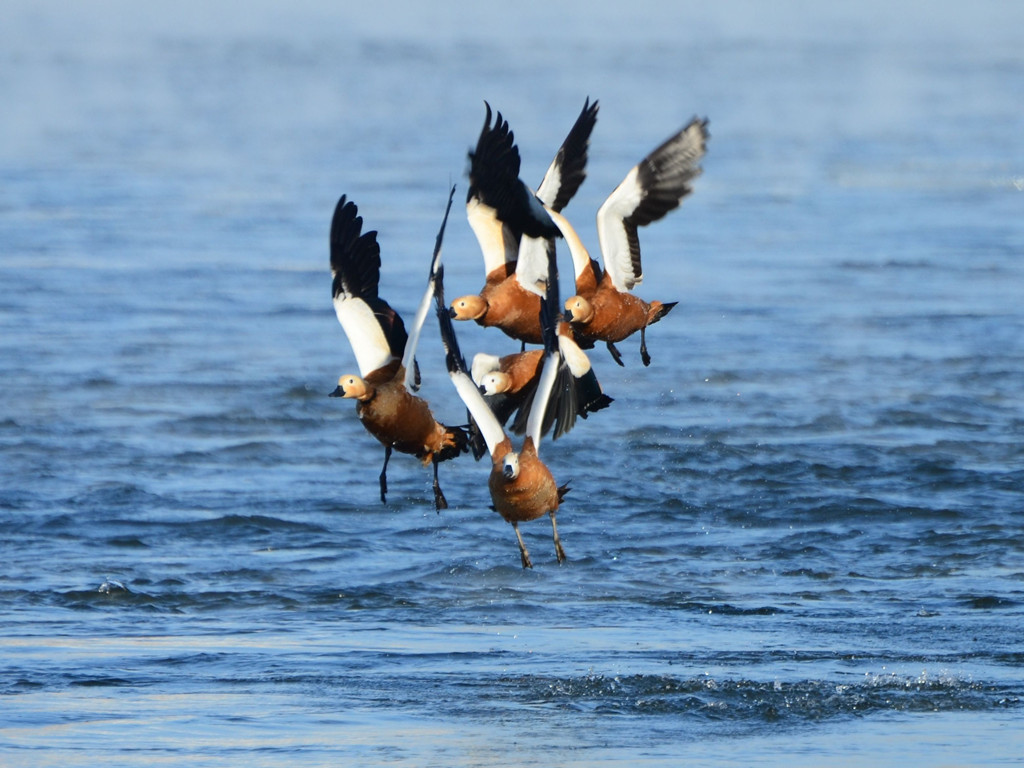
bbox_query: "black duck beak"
[329,385,345,398]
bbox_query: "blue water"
[2,1,1024,765]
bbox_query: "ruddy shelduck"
[436,260,570,569]
[450,99,599,345]
[471,318,612,438]
[328,189,468,510]
[559,117,709,366]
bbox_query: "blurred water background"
[2,1,1023,765]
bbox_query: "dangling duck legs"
[378,445,392,504]
[513,507,567,569]
[432,458,447,511]
[376,446,447,512]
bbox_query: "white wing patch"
[400,277,433,391]
[513,235,551,298]
[596,165,645,292]
[546,208,592,282]
[535,163,563,209]
[333,295,395,377]
[525,349,561,453]
[450,369,506,457]
[467,196,517,276]
[557,333,591,378]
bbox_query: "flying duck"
[450,99,598,345]
[328,189,468,510]
[436,247,570,568]
[558,116,709,366]
[471,318,612,439]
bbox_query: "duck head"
[450,294,487,321]
[563,295,595,324]
[329,374,372,400]
[500,451,520,480]
[479,371,512,396]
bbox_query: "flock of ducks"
[329,99,709,568]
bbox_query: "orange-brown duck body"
[334,360,464,468]
[436,253,571,568]
[567,270,675,345]
[452,265,544,345]
[552,116,708,366]
[329,191,467,510]
[487,436,567,568]
[453,100,598,348]
[565,271,676,365]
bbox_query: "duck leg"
[512,522,533,569]
[432,459,448,512]
[607,341,624,367]
[378,445,392,504]
[640,326,654,367]
[549,510,567,564]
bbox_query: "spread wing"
[401,185,456,391]
[468,102,561,242]
[596,117,709,292]
[468,99,595,282]
[466,103,521,276]
[434,263,506,457]
[536,97,599,213]
[512,234,556,299]
[330,195,407,377]
[523,244,562,454]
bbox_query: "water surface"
[2,1,1023,765]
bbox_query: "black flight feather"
[329,194,409,361]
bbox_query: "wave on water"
[524,671,1021,720]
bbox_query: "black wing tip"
[333,193,355,218]
[625,116,711,228]
[549,361,577,440]
[682,115,711,159]
[431,184,457,271]
[433,264,469,377]
[539,242,561,354]
[691,115,710,142]
[474,101,496,146]
[647,115,711,173]
[330,194,361,243]
[575,369,614,417]
[546,96,601,213]
[330,193,382,301]
[473,101,513,152]
[468,103,521,204]
[437,423,471,461]
[579,96,600,128]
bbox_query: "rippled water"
[2,1,1024,765]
